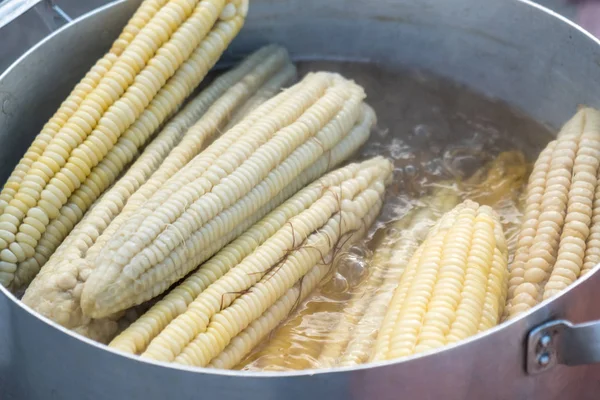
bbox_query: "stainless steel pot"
[2,1,600,398]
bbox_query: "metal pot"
[2,0,600,398]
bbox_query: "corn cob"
[109,106,374,353]
[312,150,527,366]
[19,45,293,282]
[317,187,461,367]
[223,64,298,131]
[22,47,295,342]
[0,0,248,288]
[235,231,373,371]
[372,200,508,361]
[506,108,600,318]
[209,264,331,370]
[0,0,169,215]
[80,72,370,318]
[462,151,529,207]
[133,157,392,366]
[239,299,340,370]
[209,203,377,371]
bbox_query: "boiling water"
[238,61,554,371]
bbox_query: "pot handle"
[0,0,71,30]
[526,319,600,374]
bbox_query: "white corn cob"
[372,200,509,361]
[223,64,298,130]
[506,108,600,318]
[134,157,392,366]
[80,72,370,318]
[208,199,378,370]
[22,48,295,342]
[109,107,375,353]
[0,0,248,288]
[208,264,331,370]
[239,289,343,371]
[0,0,169,215]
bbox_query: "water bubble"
[348,245,369,258]
[337,253,369,287]
[404,164,417,177]
[412,124,432,147]
[326,272,349,293]
[389,138,413,160]
[377,127,390,138]
[387,227,401,236]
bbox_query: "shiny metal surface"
[0,0,42,28]
[0,0,112,73]
[2,0,600,399]
[527,319,600,374]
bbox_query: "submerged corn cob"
[312,151,527,366]
[80,72,370,318]
[0,0,169,215]
[318,187,461,367]
[22,47,295,342]
[132,157,392,366]
[0,0,248,288]
[372,200,508,361]
[109,107,375,353]
[238,296,339,370]
[506,108,600,318]
[238,210,380,372]
[210,200,378,370]
[209,263,331,370]
[462,151,529,207]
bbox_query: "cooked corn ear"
[319,187,460,367]
[372,200,508,361]
[80,72,370,318]
[462,151,529,207]
[0,0,169,215]
[22,47,295,342]
[12,14,250,290]
[208,263,331,370]
[109,107,374,353]
[0,0,248,288]
[506,108,600,318]
[131,157,391,366]
[210,202,377,371]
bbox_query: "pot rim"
[2,0,600,378]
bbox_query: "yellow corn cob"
[0,0,247,288]
[109,106,374,352]
[318,187,461,367]
[372,200,508,361]
[0,0,169,215]
[506,108,600,318]
[22,48,295,342]
[462,151,529,207]
[15,45,291,291]
[313,151,527,367]
[133,157,392,366]
[80,72,370,318]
